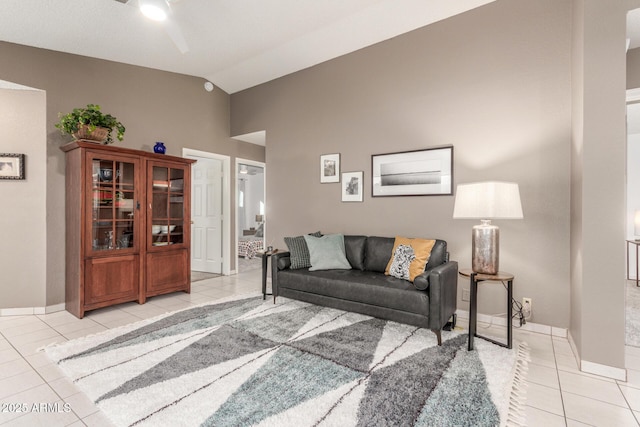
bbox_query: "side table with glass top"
[459,269,514,351]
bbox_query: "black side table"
[460,269,514,351]
[258,250,279,300]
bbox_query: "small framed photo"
[372,146,453,197]
[342,171,364,202]
[320,153,340,183]
[0,153,25,180]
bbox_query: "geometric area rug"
[45,295,529,427]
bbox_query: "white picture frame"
[342,171,364,202]
[320,153,340,183]
[372,146,453,197]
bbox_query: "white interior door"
[191,157,223,273]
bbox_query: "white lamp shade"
[634,211,640,236]
[453,181,523,219]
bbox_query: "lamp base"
[472,220,499,275]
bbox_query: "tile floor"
[0,269,637,426]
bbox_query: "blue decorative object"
[153,142,166,154]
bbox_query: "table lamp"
[453,181,523,275]
[635,211,640,241]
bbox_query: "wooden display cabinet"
[61,141,195,318]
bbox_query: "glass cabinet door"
[149,163,186,248]
[89,154,138,254]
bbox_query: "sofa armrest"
[270,251,291,297]
[420,261,458,331]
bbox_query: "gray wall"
[232,1,572,328]
[0,89,46,308]
[0,41,265,309]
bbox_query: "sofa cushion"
[277,269,429,316]
[386,237,436,282]
[364,236,395,272]
[284,231,322,269]
[344,235,367,270]
[304,234,352,271]
[425,240,447,271]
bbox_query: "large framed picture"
[342,171,363,202]
[0,153,25,180]
[371,146,453,197]
[320,153,340,183]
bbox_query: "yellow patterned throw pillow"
[385,237,436,282]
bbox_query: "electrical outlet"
[522,297,532,316]
[462,289,470,302]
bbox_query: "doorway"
[626,89,640,347]
[235,159,265,273]
[183,148,231,276]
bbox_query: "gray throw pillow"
[304,234,352,271]
[284,231,322,269]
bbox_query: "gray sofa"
[271,235,458,345]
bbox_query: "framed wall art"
[371,146,453,197]
[0,153,25,180]
[342,171,364,202]
[320,153,340,183]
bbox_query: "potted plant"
[55,104,125,144]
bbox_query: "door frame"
[235,158,266,263]
[183,148,231,276]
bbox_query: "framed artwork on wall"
[371,146,453,197]
[0,153,25,180]
[320,153,340,183]
[342,171,364,202]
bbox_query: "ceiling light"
[139,0,169,22]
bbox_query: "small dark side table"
[460,269,514,351]
[258,250,279,300]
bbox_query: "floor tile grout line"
[616,381,640,426]
[550,336,570,427]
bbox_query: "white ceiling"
[0,0,497,94]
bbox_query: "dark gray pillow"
[344,235,367,270]
[284,231,322,269]
[364,236,395,272]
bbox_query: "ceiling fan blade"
[164,18,189,54]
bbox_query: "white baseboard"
[581,360,627,381]
[455,309,568,337]
[0,303,66,317]
[567,331,627,381]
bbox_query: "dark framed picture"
[372,146,453,197]
[0,153,25,180]
[320,153,340,183]
[342,171,363,202]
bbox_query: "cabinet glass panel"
[151,166,185,247]
[91,158,136,252]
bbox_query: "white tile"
[525,406,566,427]
[5,326,61,346]
[37,310,84,328]
[5,402,80,426]
[14,335,67,356]
[0,357,33,380]
[566,419,595,427]
[82,410,117,427]
[62,325,108,340]
[0,347,23,364]
[552,338,575,356]
[563,392,638,427]
[0,319,50,338]
[0,370,45,400]
[48,376,81,399]
[53,318,102,335]
[34,362,65,382]
[559,370,628,407]
[526,382,564,416]
[620,384,640,411]
[25,350,57,369]
[527,362,560,389]
[65,391,99,419]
